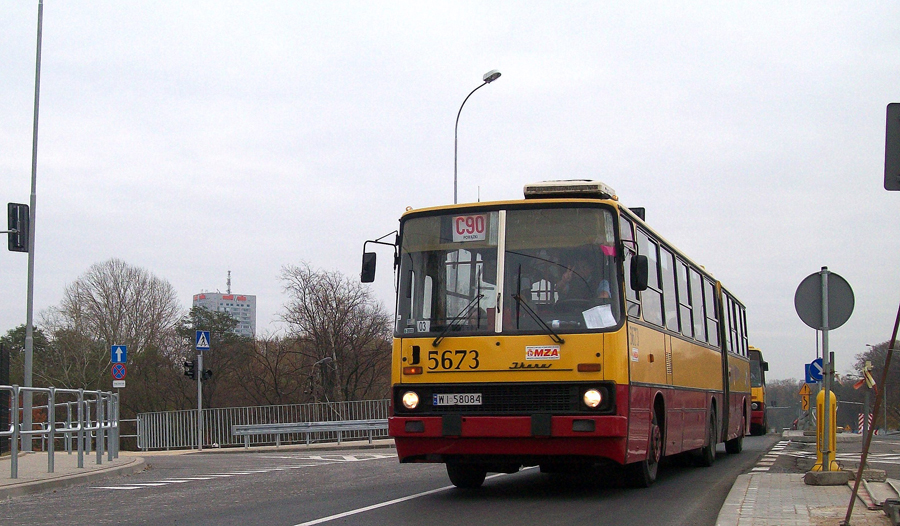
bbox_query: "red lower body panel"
[751,409,765,426]
[390,383,632,466]
[391,414,628,464]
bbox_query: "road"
[0,435,778,526]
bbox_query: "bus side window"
[636,229,663,327]
[676,259,693,338]
[620,216,641,318]
[704,279,719,347]
[740,307,749,356]
[690,268,706,342]
[660,247,679,332]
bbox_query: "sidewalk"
[716,472,890,526]
[0,450,146,500]
[716,431,893,526]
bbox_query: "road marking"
[91,454,393,491]
[750,440,790,472]
[291,470,530,526]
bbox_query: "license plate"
[433,393,482,406]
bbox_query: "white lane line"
[292,472,520,526]
[92,486,143,490]
[111,482,169,487]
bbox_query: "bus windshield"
[396,205,621,337]
[750,359,763,388]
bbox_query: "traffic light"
[7,203,29,253]
[201,369,212,382]
[183,359,196,380]
[886,103,900,191]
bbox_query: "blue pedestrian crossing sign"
[111,345,127,364]
[195,331,210,351]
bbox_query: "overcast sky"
[2,2,899,383]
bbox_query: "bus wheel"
[725,416,744,454]
[446,463,487,489]
[626,412,661,488]
[697,413,717,467]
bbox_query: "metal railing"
[0,384,119,479]
[232,419,388,448]
[136,399,390,451]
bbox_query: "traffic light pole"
[197,352,203,452]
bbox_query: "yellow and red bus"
[362,180,750,488]
[748,347,768,435]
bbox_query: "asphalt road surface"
[0,435,778,526]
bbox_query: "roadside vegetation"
[0,258,392,421]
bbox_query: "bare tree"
[233,337,308,406]
[48,259,182,356]
[280,262,392,402]
[36,259,183,394]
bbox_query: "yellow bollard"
[811,389,839,471]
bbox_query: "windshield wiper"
[512,293,565,344]
[432,294,484,347]
[513,264,564,344]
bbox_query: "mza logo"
[526,345,560,361]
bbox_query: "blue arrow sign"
[807,357,824,383]
[196,331,210,351]
[111,345,127,364]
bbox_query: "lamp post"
[22,0,44,452]
[454,69,501,204]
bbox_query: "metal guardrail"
[232,419,388,448]
[136,399,390,451]
[0,384,119,479]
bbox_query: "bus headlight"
[583,388,603,409]
[751,402,760,411]
[402,391,420,410]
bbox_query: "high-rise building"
[192,292,257,338]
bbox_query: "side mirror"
[631,254,648,292]
[762,361,769,372]
[361,252,377,283]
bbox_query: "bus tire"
[725,416,744,454]
[446,463,487,489]
[626,411,661,488]
[697,413,717,467]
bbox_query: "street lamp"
[454,69,501,204]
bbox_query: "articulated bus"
[748,347,768,435]
[361,180,750,488]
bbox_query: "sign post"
[110,345,127,392]
[195,331,210,451]
[794,267,854,472]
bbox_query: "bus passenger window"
[660,247,679,332]
[620,216,641,318]
[704,279,719,346]
[636,229,663,327]
[676,260,693,338]
[690,268,706,342]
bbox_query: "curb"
[0,456,146,500]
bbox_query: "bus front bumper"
[389,415,627,463]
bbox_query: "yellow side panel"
[728,355,751,394]
[670,337,723,391]
[627,324,668,387]
[628,322,724,391]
